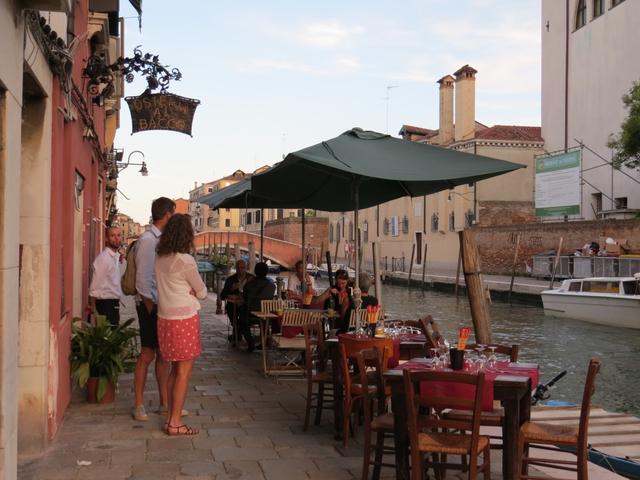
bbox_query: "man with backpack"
[131,197,175,422]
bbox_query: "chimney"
[453,64,477,142]
[437,75,455,145]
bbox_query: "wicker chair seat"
[444,407,504,427]
[370,412,394,432]
[521,421,579,445]
[417,432,490,455]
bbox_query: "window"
[329,223,334,243]
[569,282,581,292]
[207,217,214,226]
[576,0,587,29]
[615,197,628,209]
[593,0,604,17]
[363,221,368,243]
[335,221,341,241]
[277,209,284,220]
[431,213,439,232]
[449,211,456,232]
[581,281,618,293]
[622,280,639,295]
[225,219,231,227]
[465,210,475,227]
[208,187,213,193]
[348,221,354,241]
[255,210,261,224]
[401,216,409,234]
[246,212,252,225]
[383,218,390,236]
[592,192,603,213]
[225,208,230,212]
[297,209,303,217]
[612,0,625,7]
[390,216,399,237]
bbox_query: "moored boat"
[541,274,640,329]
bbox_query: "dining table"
[384,358,539,480]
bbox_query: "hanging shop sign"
[125,93,200,136]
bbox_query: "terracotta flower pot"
[86,377,116,404]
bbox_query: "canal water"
[314,278,640,416]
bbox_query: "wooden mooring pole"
[549,236,564,289]
[421,242,428,290]
[407,243,416,287]
[459,230,493,344]
[508,233,522,302]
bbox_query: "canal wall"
[475,218,640,275]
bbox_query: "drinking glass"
[475,351,486,372]
[430,348,441,369]
[486,346,498,371]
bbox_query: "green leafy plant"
[608,80,640,169]
[70,315,139,401]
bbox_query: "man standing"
[131,197,175,422]
[88,226,123,326]
[220,259,254,346]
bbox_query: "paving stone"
[213,446,279,461]
[147,448,214,463]
[131,461,181,477]
[222,460,264,478]
[111,447,146,465]
[180,461,226,476]
[259,458,318,480]
[234,435,273,449]
[148,437,195,451]
[192,436,235,450]
[76,464,132,479]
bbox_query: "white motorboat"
[541,274,640,329]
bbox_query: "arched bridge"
[194,231,302,269]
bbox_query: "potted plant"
[70,315,139,403]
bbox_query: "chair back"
[578,358,602,455]
[403,369,486,457]
[419,315,442,351]
[303,320,327,374]
[281,309,322,327]
[466,343,519,362]
[261,299,296,313]
[349,308,383,330]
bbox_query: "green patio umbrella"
[250,127,525,296]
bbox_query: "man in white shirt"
[132,197,175,422]
[88,226,123,326]
[286,260,316,303]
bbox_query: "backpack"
[121,240,139,296]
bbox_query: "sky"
[114,0,541,223]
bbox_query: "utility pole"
[385,85,398,134]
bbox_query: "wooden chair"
[357,347,395,480]
[349,308,384,330]
[260,299,296,313]
[270,310,322,373]
[443,343,520,450]
[403,369,491,480]
[517,358,602,480]
[302,321,334,430]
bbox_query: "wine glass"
[486,346,498,371]
[430,348,441,369]
[475,350,486,372]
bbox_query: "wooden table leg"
[387,371,410,480]
[327,340,343,439]
[260,318,269,376]
[494,375,531,480]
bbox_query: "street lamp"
[118,150,149,176]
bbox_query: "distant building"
[174,197,189,215]
[188,170,248,232]
[327,65,544,272]
[542,0,640,219]
[114,213,142,245]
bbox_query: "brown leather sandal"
[165,424,199,436]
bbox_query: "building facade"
[542,0,640,219]
[188,170,247,232]
[0,1,127,477]
[114,212,142,245]
[327,65,544,273]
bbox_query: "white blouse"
[155,253,207,320]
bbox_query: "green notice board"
[535,150,581,217]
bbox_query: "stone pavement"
[19,295,547,480]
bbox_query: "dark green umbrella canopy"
[198,177,304,209]
[250,128,525,212]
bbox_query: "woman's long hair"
[156,213,194,257]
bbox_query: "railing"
[531,255,640,279]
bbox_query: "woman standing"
[155,214,207,435]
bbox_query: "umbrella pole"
[353,182,362,312]
[260,208,264,262]
[302,208,307,264]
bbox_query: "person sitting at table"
[286,260,317,304]
[313,269,352,333]
[358,272,379,309]
[220,259,254,346]
[240,262,276,352]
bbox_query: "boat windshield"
[622,280,640,295]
